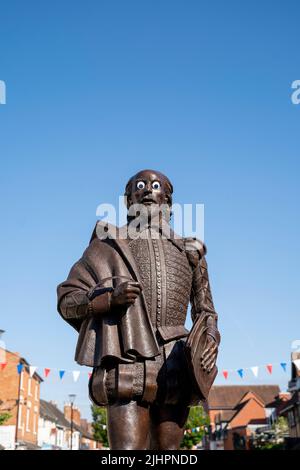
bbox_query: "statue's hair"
[124,169,173,206]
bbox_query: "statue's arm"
[190,255,218,324]
[57,277,112,321]
[57,283,90,321]
[187,241,220,373]
[185,237,218,324]
[57,240,142,325]
[57,245,111,323]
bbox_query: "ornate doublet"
[128,229,193,329]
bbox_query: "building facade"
[204,385,280,450]
[0,347,43,449]
[279,352,300,445]
[38,400,80,450]
[38,399,100,450]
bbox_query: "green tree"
[250,417,289,450]
[91,405,109,448]
[180,405,210,449]
[0,412,11,425]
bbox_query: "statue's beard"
[127,203,172,227]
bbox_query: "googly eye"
[136,181,145,190]
[152,181,161,190]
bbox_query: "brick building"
[204,385,280,450]
[0,347,43,449]
[64,403,101,450]
[38,400,101,450]
[0,344,100,450]
[38,400,79,450]
[80,418,102,450]
[278,352,300,445]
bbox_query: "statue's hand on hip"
[110,281,142,308]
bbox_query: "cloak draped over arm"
[57,238,160,367]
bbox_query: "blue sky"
[0,0,299,419]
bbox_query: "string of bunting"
[0,363,92,382]
[221,359,300,380]
[1,359,299,382]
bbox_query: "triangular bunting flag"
[293,359,300,371]
[222,370,228,379]
[237,369,244,378]
[29,366,37,377]
[251,366,259,377]
[1,363,7,371]
[59,370,65,380]
[17,363,23,374]
[280,362,287,372]
[72,371,80,382]
[266,364,273,374]
[44,368,51,378]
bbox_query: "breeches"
[89,339,191,406]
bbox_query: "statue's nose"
[144,185,152,194]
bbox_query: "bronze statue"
[57,169,220,450]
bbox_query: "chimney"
[64,404,81,426]
[80,419,88,433]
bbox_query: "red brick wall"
[0,349,19,426]
[0,348,41,446]
[229,397,266,429]
[64,404,81,426]
[224,397,267,450]
[208,409,219,432]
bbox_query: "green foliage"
[91,405,109,448]
[180,405,210,449]
[0,412,11,425]
[276,416,289,434]
[250,416,289,450]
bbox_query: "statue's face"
[127,170,171,208]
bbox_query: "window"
[28,377,32,396]
[35,383,38,401]
[57,429,63,447]
[26,407,30,432]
